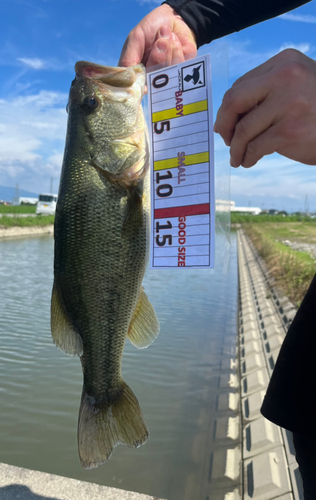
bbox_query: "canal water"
[0,233,238,500]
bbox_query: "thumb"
[118,30,145,67]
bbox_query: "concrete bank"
[0,214,37,218]
[0,225,53,239]
[0,462,165,500]
[237,229,302,500]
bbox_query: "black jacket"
[260,275,316,438]
[164,0,311,47]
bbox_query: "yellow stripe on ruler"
[154,152,209,171]
[152,100,208,123]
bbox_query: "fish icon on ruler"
[184,65,202,85]
[182,61,205,91]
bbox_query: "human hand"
[118,4,197,69]
[214,49,316,167]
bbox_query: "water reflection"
[0,234,237,500]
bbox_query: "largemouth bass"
[51,61,159,469]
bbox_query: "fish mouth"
[75,61,145,92]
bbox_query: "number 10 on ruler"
[147,55,215,269]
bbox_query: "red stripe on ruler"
[154,203,210,219]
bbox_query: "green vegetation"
[231,212,315,224]
[0,205,36,214]
[254,222,316,244]
[235,215,316,307]
[0,215,54,227]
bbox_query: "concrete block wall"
[204,332,242,500]
[237,230,303,500]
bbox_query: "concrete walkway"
[0,462,165,500]
[237,230,302,500]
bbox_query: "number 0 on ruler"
[147,55,215,269]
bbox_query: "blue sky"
[0,0,315,212]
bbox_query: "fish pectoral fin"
[127,289,160,349]
[51,280,83,356]
[78,381,148,469]
[123,184,144,231]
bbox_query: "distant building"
[12,196,38,206]
[215,200,235,212]
[228,201,262,215]
[215,200,262,215]
[231,206,262,215]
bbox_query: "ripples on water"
[0,234,237,500]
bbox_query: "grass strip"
[231,213,315,224]
[0,205,36,214]
[243,223,315,307]
[0,215,54,227]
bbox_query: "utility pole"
[305,195,309,215]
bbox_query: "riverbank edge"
[0,462,166,500]
[0,225,53,239]
[237,229,302,500]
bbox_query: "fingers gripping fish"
[51,61,159,469]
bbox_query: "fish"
[51,61,159,470]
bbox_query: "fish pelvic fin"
[78,382,148,469]
[51,280,83,356]
[127,289,160,349]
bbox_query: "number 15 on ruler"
[147,55,215,269]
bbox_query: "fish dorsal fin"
[51,280,83,356]
[127,289,160,349]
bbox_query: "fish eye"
[82,95,100,111]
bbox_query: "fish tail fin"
[78,382,148,469]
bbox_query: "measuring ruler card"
[147,55,215,269]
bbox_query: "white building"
[231,206,262,215]
[216,200,262,215]
[12,196,38,206]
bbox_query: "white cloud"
[15,57,72,72]
[279,13,316,24]
[17,58,45,69]
[230,155,316,211]
[46,151,64,172]
[0,136,42,162]
[0,90,67,193]
[279,42,311,54]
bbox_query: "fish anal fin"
[51,280,83,356]
[127,289,160,349]
[78,381,148,470]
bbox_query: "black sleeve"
[260,274,316,437]
[162,0,312,47]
